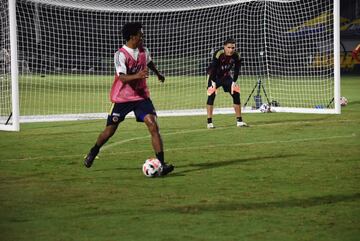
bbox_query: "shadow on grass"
[168,154,299,177]
[165,192,360,213]
[93,154,298,174]
[348,100,360,105]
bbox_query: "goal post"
[1,0,340,131]
[333,0,341,115]
[0,0,19,131]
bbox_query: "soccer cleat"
[207,123,215,129]
[84,152,97,168]
[236,121,248,127]
[160,163,174,176]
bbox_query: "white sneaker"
[237,121,248,127]
[207,123,215,129]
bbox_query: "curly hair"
[122,22,143,41]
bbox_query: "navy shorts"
[106,98,157,126]
[208,76,233,93]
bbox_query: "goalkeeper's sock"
[237,117,243,122]
[90,144,100,156]
[207,118,213,124]
[156,151,165,165]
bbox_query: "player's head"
[224,38,236,56]
[122,22,144,44]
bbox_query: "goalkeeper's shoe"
[207,123,215,129]
[84,152,98,168]
[160,163,174,176]
[236,121,248,127]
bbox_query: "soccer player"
[206,38,247,129]
[83,22,174,176]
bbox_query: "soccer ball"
[142,158,162,177]
[340,96,348,106]
[259,103,270,113]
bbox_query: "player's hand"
[137,68,149,79]
[231,82,240,94]
[158,74,165,83]
[207,81,217,96]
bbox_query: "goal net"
[1,0,340,130]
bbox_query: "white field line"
[102,118,356,151]
[2,122,357,162]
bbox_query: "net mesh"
[3,0,336,123]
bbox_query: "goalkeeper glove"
[207,81,217,96]
[231,82,240,94]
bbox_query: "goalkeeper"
[206,38,247,128]
[83,22,174,176]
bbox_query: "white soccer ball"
[259,103,270,113]
[340,96,348,106]
[142,158,162,177]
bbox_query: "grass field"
[0,75,359,241]
[15,73,336,116]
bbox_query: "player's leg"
[206,78,217,129]
[84,124,118,167]
[143,114,163,158]
[135,99,174,175]
[231,92,248,127]
[223,77,248,127]
[207,93,216,129]
[84,102,130,168]
[94,124,118,148]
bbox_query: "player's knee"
[104,125,117,138]
[207,93,216,105]
[232,92,240,105]
[144,115,159,133]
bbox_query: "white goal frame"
[1,0,340,131]
[0,0,19,131]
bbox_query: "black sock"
[156,151,165,165]
[207,118,212,124]
[90,144,100,155]
[237,117,243,122]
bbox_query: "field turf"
[0,75,359,241]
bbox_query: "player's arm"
[147,61,165,82]
[208,53,220,82]
[231,53,242,94]
[207,54,220,96]
[118,69,149,83]
[144,47,165,82]
[233,52,242,82]
[115,50,148,83]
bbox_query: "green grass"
[15,73,337,116]
[0,75,359,241]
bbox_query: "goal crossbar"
[0,0,340,131]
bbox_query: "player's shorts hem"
[106,98,156,125]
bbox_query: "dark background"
[1,0,359,75]
[340,0,360,20]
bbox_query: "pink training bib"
[110,46,150,103]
